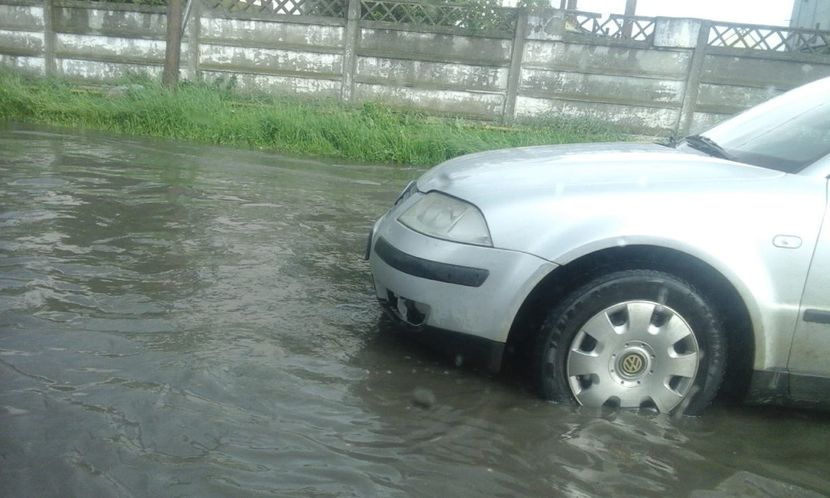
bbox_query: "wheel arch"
[504,244,757,401]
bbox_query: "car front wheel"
[534,270,727,415]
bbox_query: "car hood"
[417,142,784,202]
[411,142,825,264]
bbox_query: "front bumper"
[368,214,556,345]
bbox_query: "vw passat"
[367,77,830,415]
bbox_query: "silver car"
[367,77,830,414]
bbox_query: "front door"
[789,180,830,403]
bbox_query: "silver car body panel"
[789,181,830,385]
[382,143,827,372]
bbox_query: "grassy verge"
[0,70,626,166]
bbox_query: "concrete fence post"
[340,0,361,103]
[162,0,184,87]
[659,18,711,137]
[42,0,56,76]
[186,0,201,81]
[503,8,528,124]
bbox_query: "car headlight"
[398,192,492,247]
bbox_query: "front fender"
[486,179,825,371]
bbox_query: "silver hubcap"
[565,300,700,413]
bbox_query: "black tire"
[532,270,726,416]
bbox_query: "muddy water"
[1,125,828,497]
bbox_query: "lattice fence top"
[198,0,830,54]
[708,23,830,54]
[563,11,655,42]
[360,0,517,34]
[205,0,346,18]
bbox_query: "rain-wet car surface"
[368,77,830,415]
[1,125,829,497]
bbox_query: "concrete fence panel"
[0,4,44,30]
[52,4,167,37]
[0,28,44,54]
[353,83,505,117]
[358,27,512,66]
[198,13,345,97]
[356,56,507,92]
[47,2,167,81]
[199,17,345,48]
[352,24,512,118]
[0,2,46,73]
[523,41,691,79]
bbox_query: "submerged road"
[0,125,828,497]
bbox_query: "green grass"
[0,70,626,166]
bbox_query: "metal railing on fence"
[358,0,517,34]
[544,10,655,42]
[562,10,655,42]
[708,22,830,54]
[204,0,346,17]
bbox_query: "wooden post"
[163,0,184,88]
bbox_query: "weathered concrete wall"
[516,14,830,134]
[517,35,692,133]
[33,0,170,80]
[199,13,345,98]
[0,2,46,73]
[353,26,512,118]
[2,0,830,135]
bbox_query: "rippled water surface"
[1,126,829,497]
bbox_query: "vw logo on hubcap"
[621,353,645,376]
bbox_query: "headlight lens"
[398,192,492,247]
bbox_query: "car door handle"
[773,235,802,249]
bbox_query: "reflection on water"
[1,125,828,497]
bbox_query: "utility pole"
[163,0,184,88]
[622,0,637,38]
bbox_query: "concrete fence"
[2,0,830,135]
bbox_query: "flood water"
[1,125,828,497]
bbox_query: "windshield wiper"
[682,134,734,160]
[656,135,677,148]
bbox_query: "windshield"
[681,77,830,173]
